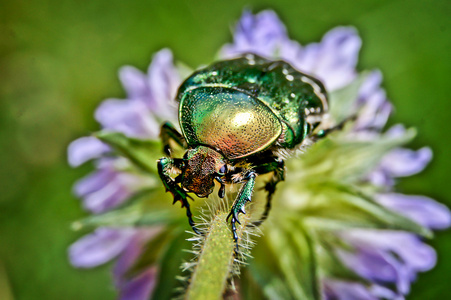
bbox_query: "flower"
[68,49,182,299]
[68,10,450,300]
[221,10,450,299]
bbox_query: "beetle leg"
[215,176,226,199]
[310,115,357,141]
[226,171,256,254]
[252,160,285,226]
[160,122,187,156]
[157,157,201,235]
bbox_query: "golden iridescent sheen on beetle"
[157,54,329,252]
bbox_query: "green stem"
[185,211,251,300]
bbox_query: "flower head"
[68,49,182,298]
[68,10,449,300]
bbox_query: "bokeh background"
[0,0,450,299]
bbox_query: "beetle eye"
[218,164,227,175]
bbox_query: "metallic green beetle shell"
[179,87,282,159]
[177,54,328,159]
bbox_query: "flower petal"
[380,147,433,178]
[354,70,392,131]
[74,159,154,213]
[294,27,361,90]
[113,227,163,282]
[119,66,150,100]
[220,10,289,58]
[118,267,157,300]
[67,136,110,167]
[340,230,437,294]
[69,228,136,268]
[146,49,180,121]
[323,279,396,300]
[377,193,451,229]
[337,246,398,283]
[95,99,160,138]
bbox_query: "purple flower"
[95,49,179,139]
[323,279,402,300]
[69,227,161,299]
[73,158,155,213]
[354,70,392,132]
[68,136,110,167]
[68,49,182,299]
[220,10,289,59]
[69,228,137,268]
[68,10,450,300]
[376,193,451,229]
[222,10,449,300]
[221,11,361,91]
[68,48,181,212]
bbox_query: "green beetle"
[158,54,329,251]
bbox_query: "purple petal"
[384,124,407,138]
[73,167,116,197]
[117,49,179,124]
[74,160,154,213]
[81,178,132,213]
[220,10,289,58]
[67,136,110,167]
[294,27,361,90]
[69,228,136,268]
[380,147,433,178]
[95,99,160,139]
[354,71,392,131]
[146,49,180,120]
[377,193,451,229]
[118,267,157,300]
[74,169,131,213]
[344,230,437,273]
[323,280,387,300]
[113,228,163,282]
[114,235,144,284]
[367,168,394,187]
[119,66,150,100]
[113,228,162,300]
[370,285,404,300]
[337,246,398,283]
[340,230,437,294]
[358,70,383,103]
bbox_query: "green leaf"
[95,131,162,173]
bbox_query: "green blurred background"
[0,0,450,299]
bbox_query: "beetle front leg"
[160,122,187,156]
[226,171,256,254]
[157,157,200,234]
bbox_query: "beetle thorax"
[182,146,225,198]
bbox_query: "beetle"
[157,53,330,252]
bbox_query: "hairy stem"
[185,209,252,300]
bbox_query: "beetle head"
[182,146,226,198]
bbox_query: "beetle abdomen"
[179,87,282,159]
